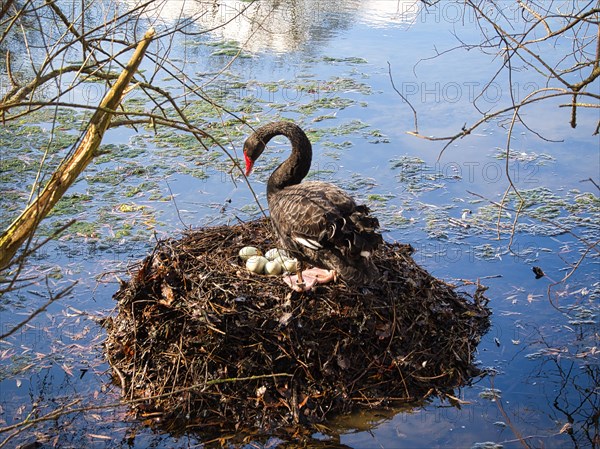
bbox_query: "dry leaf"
[88,433,112,440]
[559,423,572,434]
[61,364,74,376]
[160,283,175,306]
[376,323,392,339]
[279,312,293,326]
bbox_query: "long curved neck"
[258,122,312,197]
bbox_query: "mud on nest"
[105,218,490,433]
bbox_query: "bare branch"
[388,61,418,134]
[0,282,75,340]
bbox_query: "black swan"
[243,121,383,291]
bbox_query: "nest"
[105,219,490,434]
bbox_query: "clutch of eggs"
[240,246,297,275]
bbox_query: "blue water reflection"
[0,1,597,448]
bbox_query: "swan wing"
[268,181,382,258]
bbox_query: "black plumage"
[243,121,383,285]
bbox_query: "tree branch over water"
[391,0,600,291]
[0,1,257,276]
[0,27,156,270]
[394,0,600,148]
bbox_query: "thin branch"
[547,239,600,308]
[0,373,292,440]
[580,177,600,190]
[490,374,532,448]
[0,282,75,340]
[467,190,600,257]
[388,61,418,133]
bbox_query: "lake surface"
[1,1,598,448]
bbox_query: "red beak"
[244,153,253,177]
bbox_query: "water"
[1,1,598,448]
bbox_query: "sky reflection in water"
[0,1,598,448]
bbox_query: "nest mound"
[105,219,490,433]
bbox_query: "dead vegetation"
[104,218,490,434]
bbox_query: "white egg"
[239,246,261,261]
[282,258,298,273]
[246,255,268,274]
[265,248,289,261]
[264,260,282,275]
[273,255,289,266]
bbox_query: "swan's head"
[242,133,266,176]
